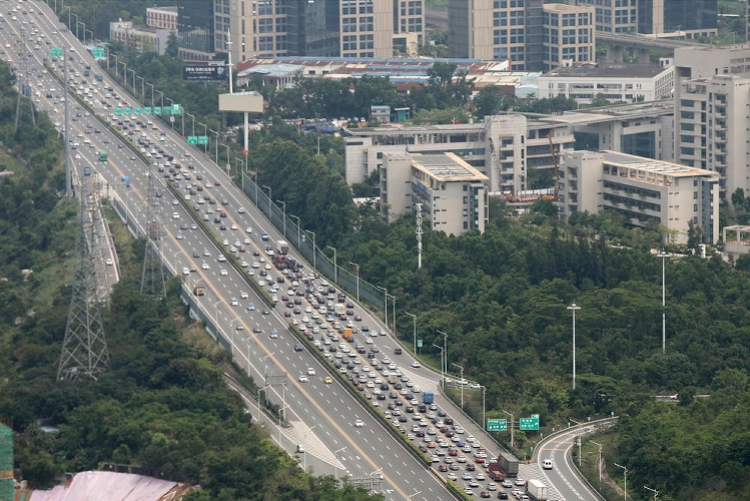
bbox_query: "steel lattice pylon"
[58,187,109,381]
[140,164,166,297]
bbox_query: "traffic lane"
[536,425,600,501]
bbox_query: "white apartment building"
[345,115,575,195]
[146,6,178,31]
[381,152,488,235]
[559,150,719,244]
[109,21,171,55]
[542,3,596,72]
[538,62,674,106]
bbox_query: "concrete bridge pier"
[605,42,624,63]
[636,48,650,63]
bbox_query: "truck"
[94,73,103,81]
[343,328,353,342]
[276,240,289,255]
[423,391,435,404]
[488,451,520,481]
[387,372,398,384]
[83,68,90,77]
[336,303,346,316]
[193,283,205,296]
[526,479,548,501]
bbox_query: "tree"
[472,85,512,119]
[165,30,178,58]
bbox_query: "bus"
[99,150,108,162]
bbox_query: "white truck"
[526,479,548,501]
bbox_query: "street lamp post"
[614,463,628,500]
[187,113,195,137]
[70,12,78,38]
[113,54,119,77]
[349,262,360,302]
[165,98,174,129]
[262,185,272,216]
[213,300,222,324]
[127,68,136,93]
[437,330,448,383]
[327,246,338,284]
[136,76,145,100]
[658,250,668,353]
[258,353,275,422]
[482,386,487,431]
[405,312,416,354]
[590,440,603,485]
[291,215,301,248]
[276,200,286,238]
[146,82,155,108]
[333,446,347,480]
[173,250,182,274]
[452,363,465,407]
[432,344,445,387]
[307,231,316,269]
[567,303,581,390]
[502,409,515,449]
[156,90,164,111]
[644,486,658,501]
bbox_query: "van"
[542,459,553,470]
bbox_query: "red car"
[480,492,491,499]
[448,450,458,456]
[214,180,221,186]
[475,457,486,463]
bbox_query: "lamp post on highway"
[276,199,286,238]
[326,246,337,284]
[378,286,388,325]
[657,250,669,353]
[258,353,275,422]
[127,68,136,94]
[112,54,119,78]
[614,463,628,500]
[567,303,581,390]
[333,446,347,481]
[290,215,301,248]
[213,300,222,324]
[136,76,145,100]
[156,90,164,111]
[644,486,658,501]
[349,262,360,302]
[590,440,603,485]
[165,97,174,129]
[146,82,155,108]
[452,363,465,408]
[70,12,79,38]
[405,311,416,355]
[262,185,272,216]
[437,330,448,384]
[432,344,444,384]
[482,386,487,432]
[186,113,195,137]
[86,30,93,47]
[307,231,316,269]
[209,129,219,164]
[173,250,182,275]
[502,409,514,449]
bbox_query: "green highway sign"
[144,106,152,115]
[487,419,508,432]
[135,107,142,115]
[171,103,182,115]
[519,415,540,431]
[197,135,209,145]
[124,107,132,115]
[50,47,63,58]
[417,339,423,348]
[92,48,105,58]
[187,136,198,145]
[154,106,162,115]
[114,107,122,116]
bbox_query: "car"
[476,473,486,481]
[465,489,474,496]
[220,269,228,276]
[514,479,525,487]
[269,330,278,339]
[502,480,513,489]
[253,325,262,333]
[235,324,244,331]
[105,258,114,266]
[438,465,448,472]
[511,490,523,499]
[487,483,497,491]
[262,308,270,315]
[294,343,304,352]
[481,493,491,499]
[542,459,553,470]
[462,473,472,481]
[201,262,210,270]
[307,367,316,376]
[354,419,365,428]
[324,376,333,384]
[469,480,479,488]
[246,303,256,311]
[298,375,309,383]
[230,297,238,306]
[497,493,509,500]
[240,291,249,299]
[411,361,421,368]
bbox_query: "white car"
[502,480,513,488]
[105,258,113,266]
[182,267,189,276]
[298,375,309,383]
[307,367,316,376]
[230,298,238,306]
[411,361,421,368]
[201,262,210,270]
[240,291,249,299]
[220,269,228,276]
[230,224,237,230]
[514,479,526,487]
[218,254,226,262]
[354,419,365,428]
[245,226,253,233]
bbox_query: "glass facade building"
[178,0,214,56]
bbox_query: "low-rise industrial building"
[559,150,719,245]
[381,152,488,236]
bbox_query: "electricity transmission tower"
[140,165,166,297]
[58,179,109,381]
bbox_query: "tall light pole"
[291,215,301,248]
[482,386,487,432]
[276,200,286,238]
[349,262,360,302]
[567,303,581,390]
[502,409,514,449]
[327,245,337,284]
[262,185,272,216]
[590,440,603,485]
[405,311,416,355]
[258,353,275,422]
[156,90,164,111]
[136,76,145,100]
[658,251,669,353]
[307,231,316,269]
[71,12,79,38]
[127,68,136,93]
[187,113,195,137]
[452,363,465,408]
[113,54,119,77]
[165,98,174,128]
[644,486,658,501]
[146,82,155,109]
[437,330,448,382]
[213,300,222,324]
[614,463,628,500]
[432,344,445,385]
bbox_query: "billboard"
[183,63,227,81]
[218,92,264,113]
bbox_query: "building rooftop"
[410,153,488,182]
[602,150,718,178]
[543,63,670,79]
[544,100,674,125]
[237,63,305,79]
[147,6,177,12]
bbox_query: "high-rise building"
[447,0,593,72]
[207,0,424,65]
[673,45,750,199]
[177,0,215,60]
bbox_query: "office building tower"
[177,0,215,60]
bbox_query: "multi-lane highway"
[1,2,606,500]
